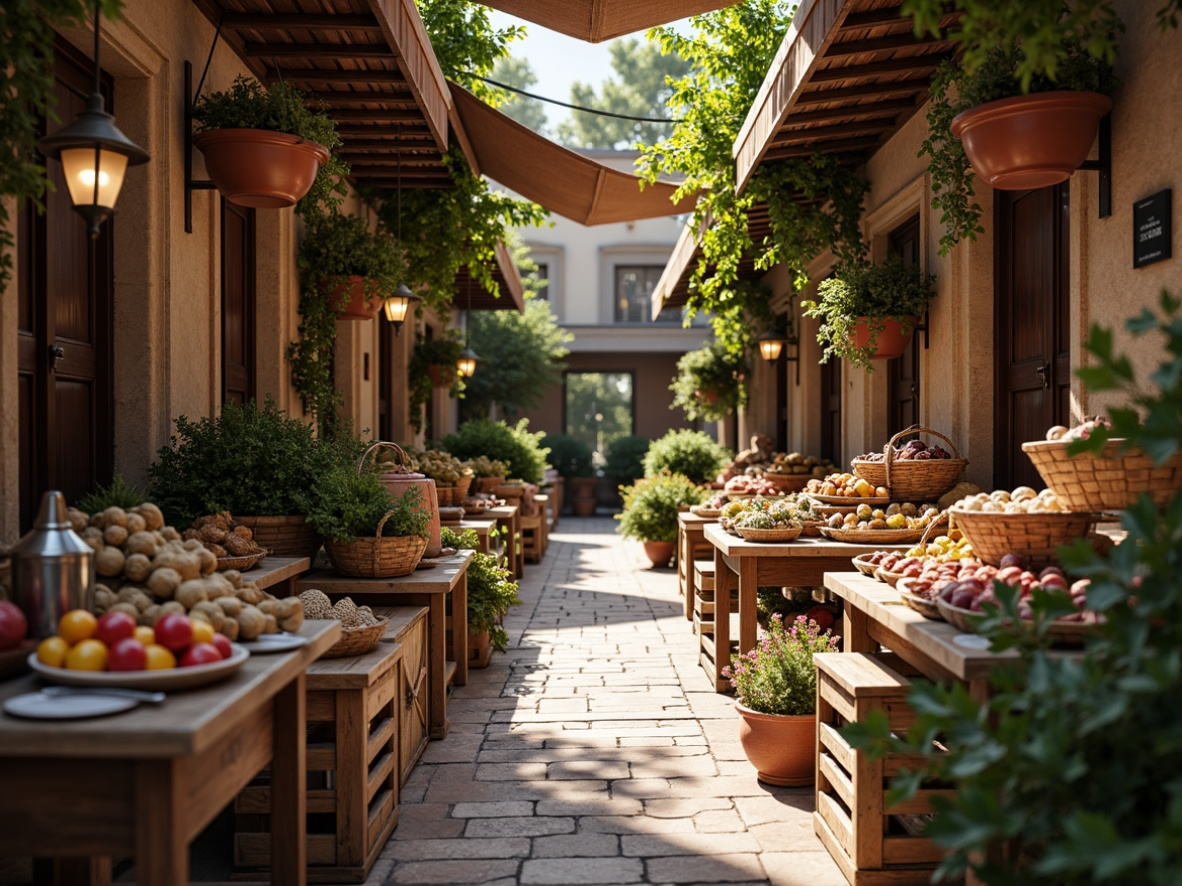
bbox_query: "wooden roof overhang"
[190,0,456,189]
[455,241,526,313]
[653,0,959,317]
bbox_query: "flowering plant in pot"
[724,613,839,786]
[191,77,349,212]
[804,255,936,371]
[615,472,706,567]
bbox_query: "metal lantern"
[757,330,787,363]
[383,284,420,334]
[456,346,480,378]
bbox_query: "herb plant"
[642,430,731,485]
[541,434,594,479]
[669,342,749,421]
[306,465,428,543]
[615,473,706,543]
[440,419,550,485]
[723,613,839,716]
[441,526,520,652]
[803,254,936,371]
[844,291,1182,885]
[77,475,145,514]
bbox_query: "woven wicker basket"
[320,618,389,659]
[435,486,460,507]
[819,526,925,544]
[896,579,942,620]
[234,514,321,560]
[323,511,428,578]
[851,553,880,576]
[948,508,1100,568]
[762,473,812,493]
[475,476,505,494]
[934,596,982,633]
[1021,438,1182,511]
[736,526,803,543]
[455,474,473,500]
[216,551,266,572]
[852,425,968,502]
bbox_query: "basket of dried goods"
[737,526,803,543]
[761,452,836,493]
[323,511,428,579]
[948,487,1103,568]
[818,501,939,545]
[724,474,785,500]
[895,578,943,620]
[298,590,388,658]
[851,552,882,576]
[184,512,267,571]
[852,425,968,502]
[1022,417,1182,512]
[804,472,891,505]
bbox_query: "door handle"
[1035,363,1050,389]
[49,345,65,372]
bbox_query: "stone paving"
[369,516,847,886]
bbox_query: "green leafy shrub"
[77,475,145,514]
[642,430,731,485]
[306,466,428,543]
[440,419,549,484]
[604,435,651,485]
[442,527,520,652]
[148,398,364,527]
[615,473,705,543]
[723,614,838,715]
[541,434,594,479]
[669,342,748,421]
[803,255,936,371]
[407,330,466,434]
[845,290,1182,885]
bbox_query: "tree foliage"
[556,38,689,150]
[414,0,524,105]
[490,56,548,133]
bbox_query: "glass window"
[531,262,549,300]
[564,372,634,463]
[614,265,679,323]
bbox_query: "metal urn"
[11,491,94,639]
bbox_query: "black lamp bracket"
[184,15,225,233]
[783,336,801,386]
[1077,112,1112,219]
[912,310,930,350]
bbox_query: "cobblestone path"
[373,517,847,886]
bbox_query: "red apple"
[0,601,28,650]
[95,611,137,647]
[108,637,147,671]
[211,633,233,660]
[154,613,193,653]
[180,642,223,668]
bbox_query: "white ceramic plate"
[27,644,249,690]
[3,691,138,720]
[237,633,308,654]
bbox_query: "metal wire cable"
[470,74,684,124]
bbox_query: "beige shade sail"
[450,83,697,225]
[478,0,736,42]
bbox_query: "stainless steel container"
[11,491,94,639]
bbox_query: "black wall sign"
[1133,188,1171,269]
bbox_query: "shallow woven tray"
[874,566,909,587]
[948,508,1102,567]
[320,618,389,659]
[807,494,893,506]
[1021,438,1182,511]
[935,596,982,633]
[852,425,968,502]
[216,550,266,572]
[800,521,824,538]
[689,506,722,518]
[851,553,880,576]
[762,473,812,493]
[895,579,943,620]
[934,594,1097,645]
[737,526,803,543]
[819,526,925,544]
[724,491,787,502]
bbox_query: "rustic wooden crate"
[520,510,545,563]
[233,606,430,883]
[813,653,958,886]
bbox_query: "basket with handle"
[323,510,428,578]
[360,441,441,558]
[320,618,389,658]
[947,507,1101,568]
[852,425,968,502]
[1021,438,1182,511]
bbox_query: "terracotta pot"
[475,476,505,494]
[192,128,329,208]
[427,363,457,388]
[324,276,382,321]
[567,477,598,500]
[468,629,493,669]
[572,498,597,517]
[950,91,1113,191]
[642,540,675,568]
[735,703,816,786]
[377,471,441,558]
[851,316,917,361]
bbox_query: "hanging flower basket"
[323,276,382,321]
[193,128,329,208]
[850,316,919,361]
[427,364,458,388]
[950,91,1112,191]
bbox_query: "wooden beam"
[222,13,382,31]
[762,137,881,161]
[810,57,942,82]
[243,42,390,59]
[798,80,931,105]
[336,155,445,166]
[769,120,895,147]
[305,92,417,106]
[346,166,449,179]
[332,138,438,151]
[328,109,423,123]
[825,34,957,59]
[336,125,431,137]
[839,9,960,31]
[780,97,918,124]
[271,69,407,84]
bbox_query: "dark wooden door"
[18,41,115,529]
[379,315,395,441]
[887,215,921,436]
[994,184,1071,490]
[775,313,788,453]
[221,198,255,405]
[820,357,842,466]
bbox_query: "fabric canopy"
[450,83,697,225]
[477,0,736,42]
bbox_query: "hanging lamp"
[383,123,420,333]
[38,0,150,238]
[757,330,787,363]
[457,278,480,378]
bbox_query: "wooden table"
[703,524,911,692]
[246,555,311,597]
[0,619,341,886]
[439,517,496,555]
[824,571,1021,703]
[485,505,524,579]
[678,512,717,621]
[296,550,473,739]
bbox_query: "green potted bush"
[405,331,467,434]
[148,398,364,558]
[542,434,596,516]
[442,527,520,666]
[724,613,839,786]
[605,435,651,487]
[803,255,936,371]
[300,212,405,321]
[192,76,348,212]
[642,430,731,486]
[615,473,706,567]
[440,419,550,485]
[670,342,748,422]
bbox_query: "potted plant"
[440,419,550,486]
[723,613,839,786]
[464,456,510,495]
[803,255,936,371]
[642,430,732,486]
[148,398,363,558]
[542,434,597,516]
[300,212,405,321]
[442,527,520,667]
[306,464,430,578]
[191,76,348,211]
[604,435,651,487]
[670,342,748,422]
[924,39,1117,254]
[615,473,706,567]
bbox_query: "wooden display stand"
[520,510,545,563]
[813,652,955,886]
[691,560,719,636]
[233,609,427,883]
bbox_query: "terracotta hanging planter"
[851,316,917,361]
[324,276,382,321]
[427,363,458,388]
[642,540,675,568]
[193,128,329,208]
[950,91,1112,191]
[735,703,816,786]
